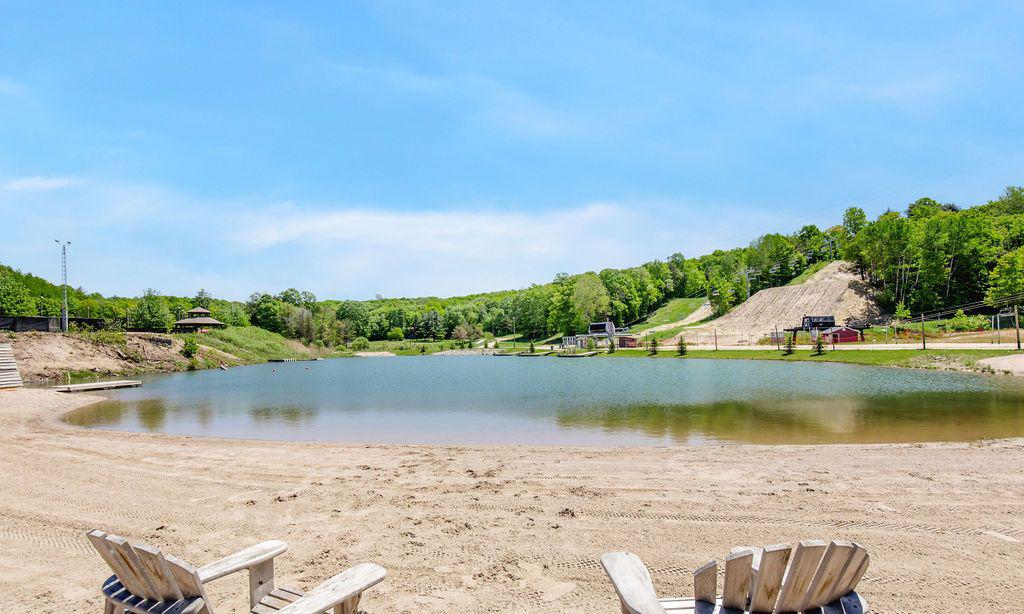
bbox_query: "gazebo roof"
[174,316,224,326]
[187,307,212,315]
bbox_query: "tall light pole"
[54,240,70,332]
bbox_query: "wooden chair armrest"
[198,540,288,582]
[600,552,667,614]
[276,563,387,614]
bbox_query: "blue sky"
[1,2,1022,300]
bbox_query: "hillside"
[677,261,880,345]
[629,297,708,332]
[6,327,323,381]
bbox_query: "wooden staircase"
[0,343,23,389]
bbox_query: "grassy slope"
[599,348,1014,370]
[786,261,829,285]
[630,297,707,332]
[184,326,326,362]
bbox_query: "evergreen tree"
[192,289,212,309]
[648,335,659,355]
[676,337,687,356]
[585,336,597,352]
[607,336,616,354]
[528,340,535,354]
[813,333,826,356]
[783,332,795,355]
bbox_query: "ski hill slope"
[678,261,880,345]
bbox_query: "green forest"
[3,185,1024,348]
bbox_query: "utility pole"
[920,314,926,350]
[742,268,757,301]
[54,240,70,332]
[775,324,780,350]
[714,328,718,351]
[1015,305,1021,351]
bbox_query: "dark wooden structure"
[172,307,226,333]
[800,315,836,331]
[0,315,106,332]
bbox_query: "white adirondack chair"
[602,540,869,614]
[87,530,386,614]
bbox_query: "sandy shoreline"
[1,389,1022,613]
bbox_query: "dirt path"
[1,389,1022,613]
[979,353,1024,374]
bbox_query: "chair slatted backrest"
[693,540,868,613]
[87,530,207,604]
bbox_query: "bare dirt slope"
[7,331,190,381]
[680,261,880,344]
[1,389,1022,613]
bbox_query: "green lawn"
[596,347,1014,369]
[361,339,464,355]
[630,297,707,332]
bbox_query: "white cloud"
[233,202,619,252]
[2,175,78,191]
[0,172,801,300]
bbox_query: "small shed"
[818,326,864,344]
[173,307,225,333]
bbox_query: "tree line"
[2,185,1023,347]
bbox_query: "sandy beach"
[1,388,1022,613]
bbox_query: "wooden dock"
[556,351,598,358]
[53,380,142,393]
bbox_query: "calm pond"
[66,356,1024,446]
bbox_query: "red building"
[818,326,864,344]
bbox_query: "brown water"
[66,357,1024,446]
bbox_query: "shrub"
[350,336,370,350]
[528,341,535,354]
[948,309,990,332]
[386,327,404,341]
[182,336,199,358]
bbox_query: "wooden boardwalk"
[52,380,142,393]
[0,343,22,389]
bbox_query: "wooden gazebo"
[173,307,226,333]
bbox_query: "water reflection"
[63,358,1024,446]
[248,404,318,425]
[555,393,1024,444]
